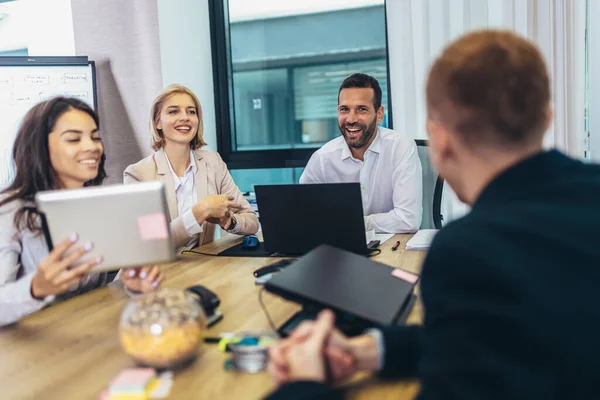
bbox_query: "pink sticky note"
[391,268,419,284]
[110,367,156,389]
[138,213,168,240]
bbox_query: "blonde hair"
[150,84,207,151]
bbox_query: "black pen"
[203,332,236,343]
[391,240,401,251]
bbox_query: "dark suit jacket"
[267,150,600,399]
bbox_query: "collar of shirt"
[164,150,197,191]
[340,127,382,162]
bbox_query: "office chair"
[415,140,444,229]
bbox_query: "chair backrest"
[415,140,444,229]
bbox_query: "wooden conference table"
[0,234,427,400]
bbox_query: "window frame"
[208,0,394,170]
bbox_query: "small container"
[119,288,206,369]
[229,330,279,373]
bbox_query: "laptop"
[265,244,416,335]
[255,183,368,256]
[35,182,176,272]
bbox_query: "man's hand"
[285,309,335,382]
[268,310,381,387]
[268,310,356,385]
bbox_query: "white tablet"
[35,182,176,272]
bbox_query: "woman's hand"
[207,212,235,231]
[120,265,163,293]
[31,234,102,299]
[218,213,234,230]
[192,195,243,223]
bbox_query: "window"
[0,0,27,57]
[230,168,305,194]
[210,0,391,183]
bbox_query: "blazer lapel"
[155,148,179,221]
[193,150,208,243]
[193,150,208,202]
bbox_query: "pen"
[391,240,401,251]
[203,332,236,343]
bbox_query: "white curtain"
[590,0,600,161]
[386,0,586,223]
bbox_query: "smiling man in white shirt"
[299,73,422,233]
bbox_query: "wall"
[29,0,75,55]
[71,0,163,183]
[156,0,217,152]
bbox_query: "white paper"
[374,233,394,245]
[406,229,439,250]
[366,231,394,245]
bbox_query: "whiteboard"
[0,59,96,186]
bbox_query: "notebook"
[265,244,415,327]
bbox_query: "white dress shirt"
[300,127,423,233]
[164,151,203,238]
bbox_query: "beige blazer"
[124,148,259,249]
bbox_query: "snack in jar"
[119,288,205,369]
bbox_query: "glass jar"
[229,330,279,373]
[119,288,206,369]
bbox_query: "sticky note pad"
[109,368,156,391]
[391,268,419,284]
[149,372,174,399]
[137,213,168,241]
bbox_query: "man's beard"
[339,119,378,149]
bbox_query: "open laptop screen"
[255,183,367,256]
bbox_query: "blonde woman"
[124,84,258,250]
